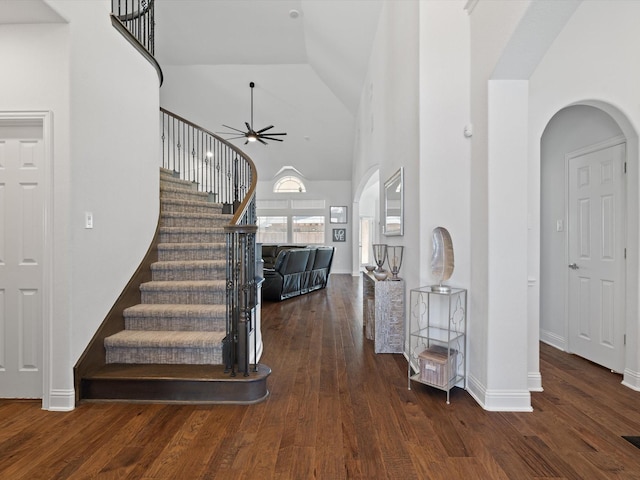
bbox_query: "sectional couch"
[261,244,335,301]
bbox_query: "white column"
[485,80,531,411]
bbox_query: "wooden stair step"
[80,363,271,404]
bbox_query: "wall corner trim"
[47,389,76,412]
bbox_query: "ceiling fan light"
[247,133,258,142]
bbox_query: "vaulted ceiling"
[1,0,383,182]
[155,0,383,182]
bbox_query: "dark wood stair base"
[80,363,271,405]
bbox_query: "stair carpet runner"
[104,169,231,365]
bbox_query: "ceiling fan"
[219,82,287,145]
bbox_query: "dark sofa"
[261,245,335,301]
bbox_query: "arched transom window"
[274,175,306,193]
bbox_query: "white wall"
[58,0,161,375]
[256,179,353,274]
[0,22,71,410]
[352,0,419,329]
[418,0,470,313]
[1,0,160,409]
[528,1,640,390]
[540,106,623,349]
[468,0,531,402]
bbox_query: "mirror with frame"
[384,167,403,236]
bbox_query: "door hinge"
[624,162,627,174]
[625,248,627,259]
[624,334,627,346]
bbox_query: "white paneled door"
[0,123,44,398]
[568,140,626,373]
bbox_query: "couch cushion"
[313,247,334,269]
[280,249,311,274]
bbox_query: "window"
[257,216,288,244]
[360,216,373,265]
[292,215,325,244]
[274,176,306,193]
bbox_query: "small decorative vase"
[431,227,454,293]
[372,244,388,272]
[364,265,376,272]
[373,270,388,281]
[387,246,404,280]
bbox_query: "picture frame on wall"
[333,228,347,242]
[330,206,348,224]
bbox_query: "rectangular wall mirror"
[384,167,404,236]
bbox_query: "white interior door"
[0,123,44,398]
[568,140,626,372]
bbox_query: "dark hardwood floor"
[2,274,640,479]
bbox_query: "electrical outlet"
[85,212,93,229]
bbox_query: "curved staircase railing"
[160,108,259,376]
[111,0,155,55]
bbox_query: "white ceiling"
[0,0,66,23]
[0,0,383,182]
[155,0,382,182]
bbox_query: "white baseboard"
[622,368,640,391]
[467,373,533,412]
[528,372,543,392]
[46,389,75,412]
[540,329,566,351]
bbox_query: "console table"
[362,271,405,353]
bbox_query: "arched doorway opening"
[352,168,379,275]
[540,103,635,377]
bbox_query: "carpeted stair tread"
[160,185,209,201]
[159,176,199,190]
[105,330,225,348]
[160,226,226,234]
[157,242,225,251]
[161,198,224,214]
[159,227,227,244]
[157,242,226,261]
[103,168,232,369]
[105,330,224,364]
[151,260,226,270]
[161,211,231,221]
[160,212,232,228]
[140,280,226,291]
[124,303,226,317]
[151,260,226,282]
[123,304,226,331]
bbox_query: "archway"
[352,167,380,275]
[539,102,639,388]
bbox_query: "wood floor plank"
[2,275,640,479]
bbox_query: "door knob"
[568,263,579,270]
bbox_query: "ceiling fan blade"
[260,132,287,136]
[260,136,284,142]
[256,125,274,133]
[245,122,253,132]
[258,138,268,145]
[221,124,247,134]
[221,135,247,140]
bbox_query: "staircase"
[78,169,270,404]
